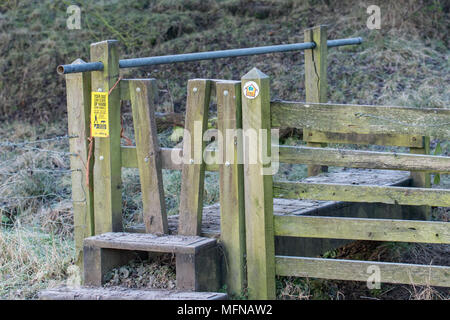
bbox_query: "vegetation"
[0,0,448,299]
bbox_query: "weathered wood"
[178,79,212,236]
[303,130,424,148]
[273,181,450,207]
[274,215,450,244]
[90,40,122,234]
[241,68,276,300]
[176,245,222,292]
[410,136,432,220]
[271,101,450,138]
[83,232,220,291]
[84,232,216,254]
[129,79,168,234]
[216,81,246,296]
[278,145,450,173]
[275,256,450,287]
[65,59,95,276]
[84,245,137,286]
[39,286,228,300]
[120,146,219,171]
[304,25,328,176]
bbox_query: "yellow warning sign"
[91,92,109,137]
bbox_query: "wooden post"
[178,79,212,235]
[129,79,168,234]
[410,136,432,220]
[304,25,328,176]
[217,81,246,296]
[241,68,276,299]
[90,40,123,234]
[65,59,95,276]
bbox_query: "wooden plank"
[39,286,228,300]
[241,68,276,299]
[274,215,450,244]
[120,146,219,171]
[271,101,450,139]
[84,232,216,254]
[65,59,95,274]
[216,81,246,296]
[304,25,328,176]
[273,181,450,207]
[278,145,450,173]
[275,256,450,287]
[410,136,432,220]
[303,130,424,148]
[178,79,212,236]
[90,40,123,234]
[129,79,168,234]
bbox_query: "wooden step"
[39,286,227,300]
[83,232,222,292]
[84,232,216,254]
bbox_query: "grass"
[0,226,74,299]
[0,0,449,299]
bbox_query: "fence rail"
[274,215,450,244]
[271,101,450,138]
[273,181,450,207]
[278,145,450,173]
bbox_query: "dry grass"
[0,226,74,299]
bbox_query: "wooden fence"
[64,26,449,299]
[242,65,450,299]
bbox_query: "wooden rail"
[275,257,450,287]
[273,181,450,207]
[271,101,450,138]
[274,215,450,244]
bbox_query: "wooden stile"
[65,59,95,275]
[129,79,168,234]
[90,40,123,234]
[178,79,212,236]
[217,81,246,296]
[241,68,276,299]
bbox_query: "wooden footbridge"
[41,26,449,300]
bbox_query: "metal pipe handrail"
[57,37,362,75]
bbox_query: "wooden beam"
[303,130,424,148]
[410,136,432,220]
[278,145,450,173]
[304,25,328,176]
[271,101,450,139]
[217,81,246,296]
[275,256,450,287]
[129,79,168,234]
[120,146,219,171]
[90,40,123,234]
[178,79,212,236]
[65,59,95,276]
[274,215,450,244]
[273,181,450,207]
[241,68,276,299]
